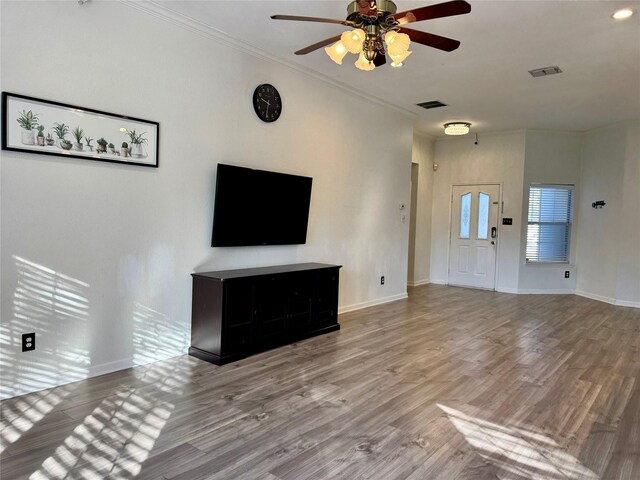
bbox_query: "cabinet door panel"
[223,324,253,356]
[313,269,339,331]
[286,273,313,338]
[256,275,287,348]
[257,275,287,323]
[224,280,254,327]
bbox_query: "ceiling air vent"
[529,66,563,77]
[416,100,447,109]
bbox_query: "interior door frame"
[446,182,503,290]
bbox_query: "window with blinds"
[526,185,574,263]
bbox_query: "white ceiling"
[149,1,639,136]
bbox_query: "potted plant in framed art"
[36,125,45,146]
[45,133,55,146]
[84,136,94,152]
[96,137,108,153]
[52,122,69,148]
[17,110,39,145]
[121,142,129,157]
[126,129,148,158]
[72,126,84,151]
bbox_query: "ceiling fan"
[271,0,471,71]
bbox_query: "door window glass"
[477,193,490,239]
[460,193,471,238]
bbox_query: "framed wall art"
[2,92,159,168]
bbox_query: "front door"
[448,184,500,290]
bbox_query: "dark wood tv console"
[189,263,341,365]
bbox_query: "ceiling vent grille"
[416,100,447,109]
[529,66,563,77]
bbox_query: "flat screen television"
[211,163,313,247]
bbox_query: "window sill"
[525,261,571,266]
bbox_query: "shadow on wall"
[119,245,188,367]
[132,302,188,370]
[1,256,195,477]
[1,255,91,450]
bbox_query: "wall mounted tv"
[211,163,313,247]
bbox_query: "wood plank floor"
[2,285,639,479]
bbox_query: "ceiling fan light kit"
[444,122,471,135]
[272,0,471,71]
[390,49,412,67]
[325,41,349,64]
[341,28,366,53]
[355,51,376,71]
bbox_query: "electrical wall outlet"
[22,333,35,352]
[565,271,570,278]
[381,276,385,285]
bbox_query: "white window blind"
[526,185,573,263]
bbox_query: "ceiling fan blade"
[374,51,387,67]
[295,34,342,55]
[399,27,461,52]
[394,0,471,25]
[271,14,354,26]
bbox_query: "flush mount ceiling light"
[612,8,635,19]
[444,122,471,135]
[271,0,471,71]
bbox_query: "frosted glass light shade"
[390,50,412,67]
[444,122,471,135]
[384,31,410,56]
[612,8,634,19]
[341,29,366,54]
[355,52,375,71]
[325,41,348,64]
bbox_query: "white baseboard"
[88,358,134,379]
[496,286,518,294]
[429,279,447,286]
[339,292,408,314]
[615,299,640,308]
[515,289,575,295]
[2,351,192,400]
[407,279,430,287]
[575,290,640,308]
[575,290,616,305]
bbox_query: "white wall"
[576,120,640,306]
[430,132,526,292]
[408,132,435,286]
[428,127,638,301]
[518,131,582,293]
[0,1,413,398]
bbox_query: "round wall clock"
[253,84,282,123]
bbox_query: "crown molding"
[120,0,416,119]
[435,128,527,141]
[413,129,437,141]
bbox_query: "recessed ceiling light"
[612,8,635,20]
